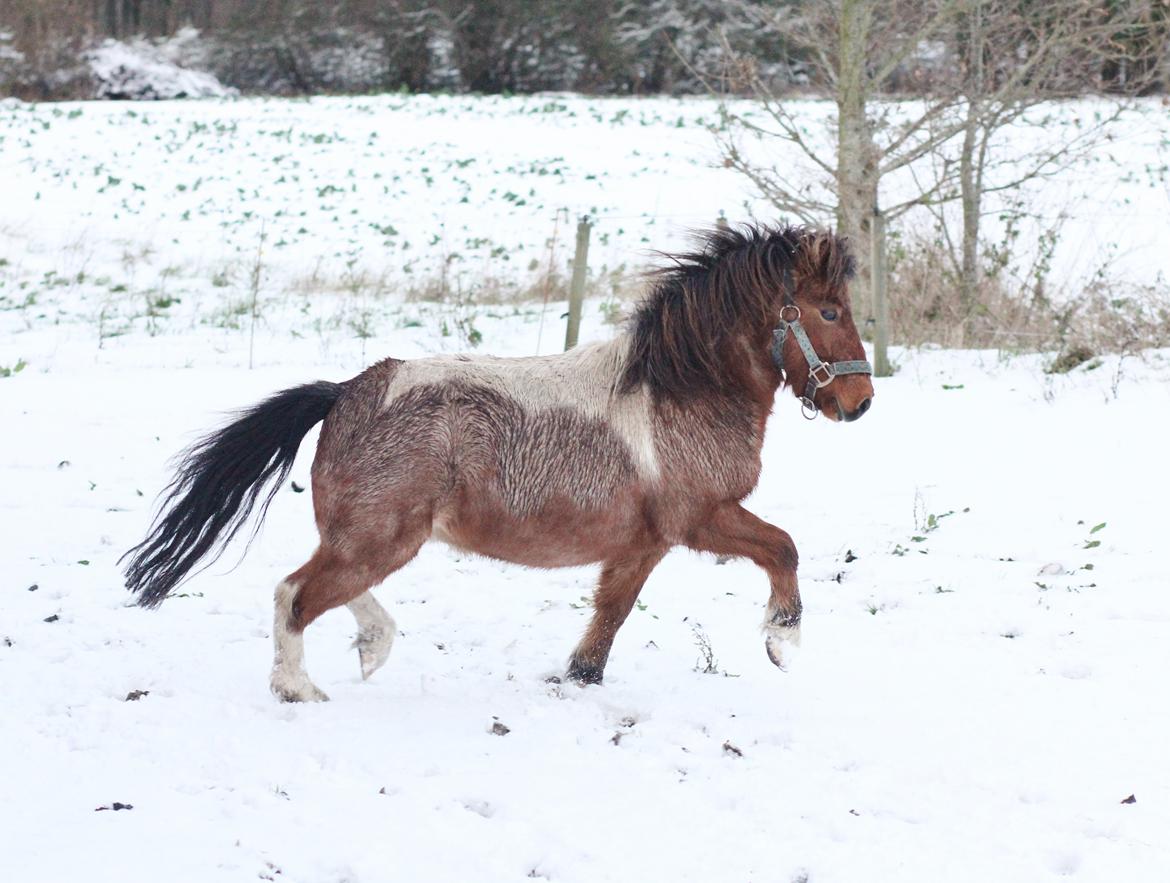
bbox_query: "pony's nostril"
[842,397,871,422]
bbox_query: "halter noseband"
[769,268,873,420]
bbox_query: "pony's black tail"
[122,381,345,607]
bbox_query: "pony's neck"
[713,325,786,413]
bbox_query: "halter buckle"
[809,362,835,388]
[779,304,801,323]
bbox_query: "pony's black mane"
[620,223,855,399]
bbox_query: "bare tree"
[717,0,1165,369]
[718,1,977,374]
[941,1,1166,325]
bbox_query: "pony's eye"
[820,309,839,321]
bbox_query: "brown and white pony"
[123,224,874,701]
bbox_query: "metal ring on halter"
[780,304,801,323]
[800,397,818,419]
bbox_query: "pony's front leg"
[762,574,803,671]
[685,503,802,670]
[567,546,668,685]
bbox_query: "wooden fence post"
[871,207,892,377]
[564,215,592,351]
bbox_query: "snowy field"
[1,92,1168,330]
[3,95,1170,882]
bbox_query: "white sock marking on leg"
[762,610,803,671]
[270,579,328,702]
[347,591,397,680]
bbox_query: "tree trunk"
[958,2,986,341]
[105,0,120,36]
[835,0,878,326]
[958,101,981,337]
[871,207,892,376]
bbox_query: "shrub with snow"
[86,30,235,100]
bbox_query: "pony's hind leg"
[272,574,328,702]
[270,517,429,702]
[347,591,397,681]
[567,546,668,685]
[685,503,802,670]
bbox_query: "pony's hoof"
[566,659,605,686]
[352,629,394,681]
[270,672,330,703]
[358,649,386,681]
[764,624,802,671]
[272,684,330,703]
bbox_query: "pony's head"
[773,228,874,422]
[623,224,874,422]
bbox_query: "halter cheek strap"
[769,269,873,419]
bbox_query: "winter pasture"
[2,95,1169,882]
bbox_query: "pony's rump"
[122,380,344,607]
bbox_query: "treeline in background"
[2,0,1168,100]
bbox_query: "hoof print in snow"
[722,740,743,758]
[490,720,511,736]
[3,637,12,647]
[124,690,150,701]
[43,614,59,623]
[1120,794,1137,804]
[543,674,562,684]
[27,583,38,592]
[95,802,134,812]
[612,716,638,745]
[845,549,858,563]
[463,799,494,818]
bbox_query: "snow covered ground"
[3,95,1170,882]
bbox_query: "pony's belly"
[431,506,631,568]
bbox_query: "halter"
[769,267,873,420]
